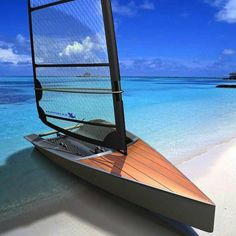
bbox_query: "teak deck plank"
[79,140,212,204]
[82,157,169,191]
[103,150,204,198]
[128,142,210,199]
[85,158,136,181]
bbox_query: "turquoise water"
[1,76,236,219]
[1,76,236,165]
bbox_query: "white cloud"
[0,40,13,48]
[216,0,236,23]
[207,0,236,23]
[59,36,104,57]
[223,48,235,55]
[0,48,31,65]
[112,0,135,16]
[59,37,93,57]
[59,36,107,62]
[205,0,226,7]
[0,34,31,65]
[112,0,155,16]
[139,0,155,10]
[119,56,236,77]
[16,34,26,45]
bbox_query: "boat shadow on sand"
[0,148,198,236]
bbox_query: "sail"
[28,0,127,153]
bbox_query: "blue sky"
[0,0,236,76]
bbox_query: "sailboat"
[26,0,215,232]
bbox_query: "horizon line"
[0,75,225,78]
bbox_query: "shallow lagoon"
[1,76,236,165]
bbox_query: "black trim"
[36,63,109,68]
[35,79,43,101]
[28,0,42,118]
[101,0,128,155]
[30,0,74,12]
[46,114,116,128]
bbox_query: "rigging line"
[30,0,74,12]
[35,63,110,68]
[46,114,117,128]
[39,123,83,137]
[35,88,123,94]
[36,87,113,91]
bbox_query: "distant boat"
[229,72,236,80]
[25,0,215,232]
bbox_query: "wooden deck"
[80,140,213,205]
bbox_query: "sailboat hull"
[25,134,215,232]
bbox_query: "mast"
[28,0,128,154]
[101,0,127,155]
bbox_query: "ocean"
[1,76,236,218]
[2,76,236,164]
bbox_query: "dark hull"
[26,134,215,232]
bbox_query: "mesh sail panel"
[36,67,111,85]
[30,0,58,7]
[36,67,115,124]
[32,0,108,64]
[29,0,127,152]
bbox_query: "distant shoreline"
[216,84,236,88]
[0,75,225,79]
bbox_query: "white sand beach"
[0,138,236,236]
[180,137,236,236]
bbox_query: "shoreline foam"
[175,135,236,166]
